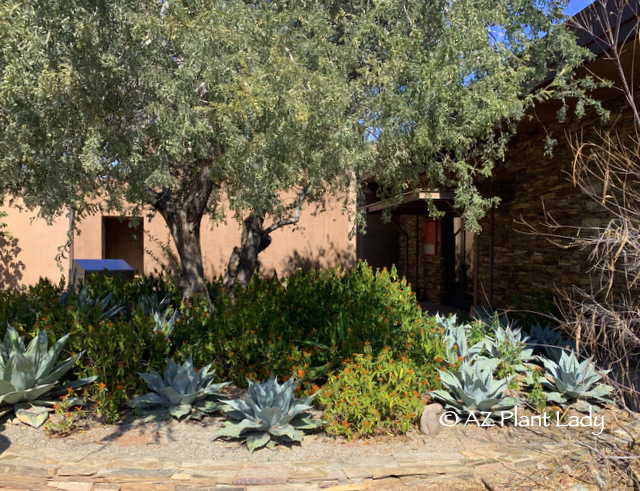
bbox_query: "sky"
[564,0,596,16]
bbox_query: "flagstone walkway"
[0,411,638,490]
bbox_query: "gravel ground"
[0,405,571,463]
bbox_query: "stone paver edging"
[1,415,638,490]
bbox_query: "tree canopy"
[0,0,597,298]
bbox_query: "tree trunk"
[223,212,272,293]
[173,210,209,300]
[223,186,308,294]
[149,164,215,303]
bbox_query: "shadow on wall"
[144,231,180,281]
[0,236,25,289]
[280,243,355,276]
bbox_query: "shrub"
[318,347,426,439]
[187,261,426,388]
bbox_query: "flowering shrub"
[317,347,426,439]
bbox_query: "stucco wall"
[1,194,356,288]
[0,203,70,288]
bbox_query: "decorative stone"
[419,403,444,436]
[234,464,288,486]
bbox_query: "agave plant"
[540,351,613,411]
[215,374,323,452]
[129,357,228,420]
[430,361,520,422]
[527,323,576,362]
[60,284,126,321]
[0,325,95,427]
[474,324,535,373]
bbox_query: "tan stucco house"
[0,197,355,289]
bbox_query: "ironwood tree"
[0,0,596,299]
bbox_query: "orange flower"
[98,382,107,389]
[297,369,306,378]
[115,384,124,390]
[67,387,74,394]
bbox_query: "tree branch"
[264,185,309,235]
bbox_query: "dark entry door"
[442,213,470,309]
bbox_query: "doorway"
[102,217,144,274]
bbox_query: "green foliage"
[196,261,426,387]
[0,325,95,426]
[129,357,228,420]
[59,284,126,322]
[318,348,425,439]
[0,0,604,300]
[430,361,520,422]
[525,367,548,413]
[512,291,560,328]
[540,352,614,411]
[216,374,322,452]
[473,323,536,378]
[526,323,576,362]
[44,388,88,437]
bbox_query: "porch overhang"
[361,189,456,215]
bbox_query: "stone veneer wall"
[471,95,634,308]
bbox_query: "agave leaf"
[439,370,460,388]
[48,376,98,397]
[287,403,314,420]
[545,391,567,404]
[587,384,614,399]
[0,383,57,405]
[5,353,36,391]
[258,407,284,427]
[246,432,271,453]
[14,403,49,428]
[24,329,48,373]
[128,392,167,408]
[194,399,220,414]
[270,424,297,438]
[179,391,201,406]
[2,324,25,360]
[0,379,16,396]
[222,399,253,416]
[139,372,166,393]
[164,358,179,385]
[244,397,261,418]
[204,381,230,396]
[169,404,192,419]
[159,386,183,405]
[36,333,71,381]
[215,423,244,438]
[237,418,266,431]
[292,415,324,430]
[171,372,192,396]
[39,352,83,385]
[221,409,250,421]
[271,425,303,442]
